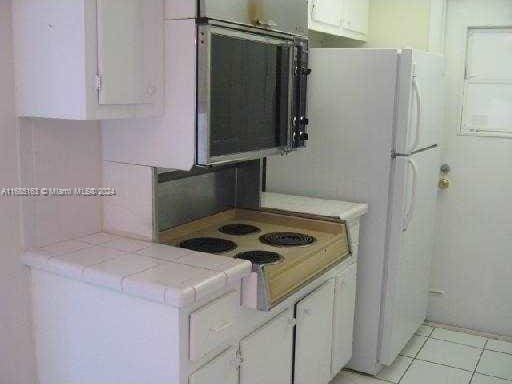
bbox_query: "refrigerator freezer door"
[379,147,441,365]
[394,50,445,154]
[267,48,400,201]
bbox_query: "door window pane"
[461,27,512,136]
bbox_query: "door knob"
[439,178,451,190]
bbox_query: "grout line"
[396,356,415,384]
[474,372,512,382]
[413,358,476,373]
[428,336,486,350]
[484,346,512,357]
[470,340,488,384]
[396,333,432,384]
[414,336,430,358]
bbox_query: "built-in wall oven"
[196,1,310,166]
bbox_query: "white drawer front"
[189,347,238,384]
[190,291,239,361]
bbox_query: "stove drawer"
[189,291,239,361]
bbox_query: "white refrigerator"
[266,48,444,374]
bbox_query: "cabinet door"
[295,280,335,384]
[240,309,294,384]
[331,263,358,377]
[97,0,163,105]
[189,347,238,384]
[341,0,369,37]
[310,0,343,28]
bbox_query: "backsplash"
[156,160,261,232]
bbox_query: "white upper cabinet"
[309,0,369,41]
[13,0,164,120]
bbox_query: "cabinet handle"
[288,318,297,328]
[210,321,232,333]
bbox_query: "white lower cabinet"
[294,279,336,384]
[239,309,294,384]
[188,263,358,384]
[331,263,358,376]
[189,347,238,384]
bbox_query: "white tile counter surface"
[261,192,368,221]
[22,233,252,308]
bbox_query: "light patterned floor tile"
[376,356,412,383]
[471,374,510,384]
[476,350,512,380]
[417,338,482,371]
[486,339,512,355]
[331,370,389,384]
[416,324,434,337]
[431,328,486,348]
[400,335,428,358]
[401,360,472,384]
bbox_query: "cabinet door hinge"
[95,74,103,92]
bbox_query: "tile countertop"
[261,192,368,221]
[22,233,252,308]
[22,194,367,309]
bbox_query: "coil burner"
[219,224,261,236]
[179,237,237,254]
[235,251,284,265]
[260,232,316,247]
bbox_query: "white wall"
[365,0,433,50]
[0,1,37,382]
[428,0,512,337]
[19,119,102,248]
[1,1,103,381]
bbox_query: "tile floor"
[332,324,512,384]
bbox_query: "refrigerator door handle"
[408,75,423,154]
[402,157,418,232]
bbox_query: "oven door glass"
[198,27,294,165]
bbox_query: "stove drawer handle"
[210,321,232,333]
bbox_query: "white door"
[189,347,238,384]
[97,0,163,105]
[379,147,441,365]
[331,263,358,377]
[396,50,445,154]
[295,279,336,384]
[239,309,294,384]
